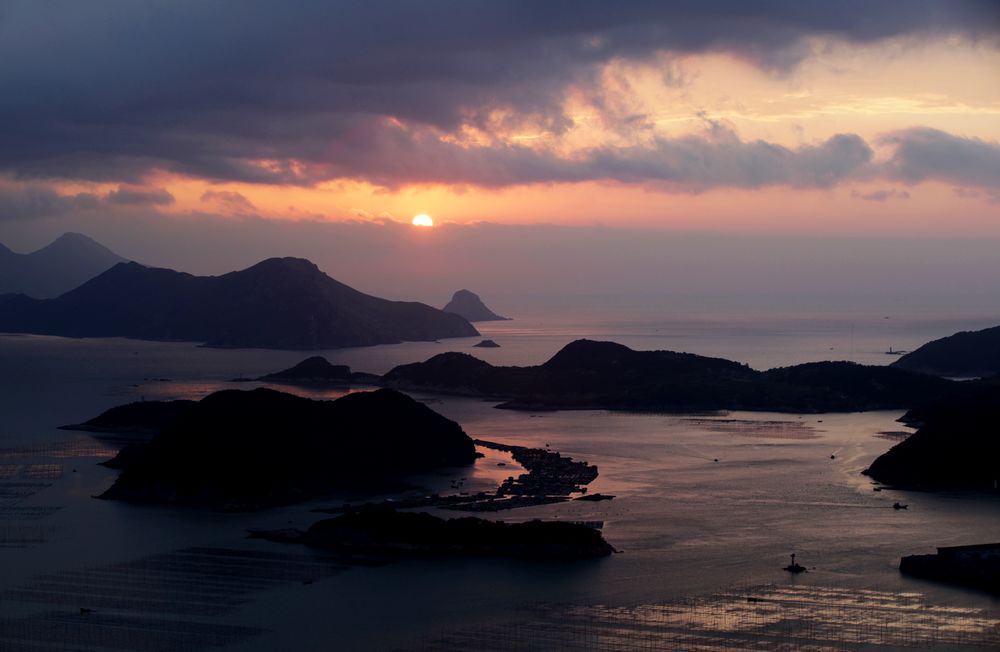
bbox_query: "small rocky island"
[863,387,1000,491]
[442,289,509,322]
[473,339,501,348]
[252,510,614,559]
[98,388,479,509]
[254,356,379,386]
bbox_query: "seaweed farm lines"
[412,584,1000,651]
[0,545,356,650]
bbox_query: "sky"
[1,1,999,311]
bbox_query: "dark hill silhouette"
[100,388,478,509]
[0,232,126,298]
[891,325,1000,378]
[383,339,963,412]
[759,361,956,411]
[60,399,195,435]
[863,386,1000,491]
[442,289,509,322]
[258,356,379,385]
[0,257,479,349]
[257,510,614,559]
[896,377,1000,427]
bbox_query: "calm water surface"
[0,310,998,650]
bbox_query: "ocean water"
[0,309,998,650]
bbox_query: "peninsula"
[863,386,1000,491]
[891,325,1000,378]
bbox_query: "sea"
[1,308,999,650]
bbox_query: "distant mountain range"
[0,232,126,298]
[382,339,963,413]
[891,324,1000,378]
[0,257,479,349]
[442,289,509,322]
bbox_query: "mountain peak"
[53,232,99,245]
[38,232,120,256]
[442,289,509,322]
[0,233,127,298]
[253,256,319,270]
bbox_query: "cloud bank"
[0,1,997,192]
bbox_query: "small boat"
[884,347,906,355]
[893,502,908,510]
[784,553,807,573]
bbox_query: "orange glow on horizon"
[30,39,999,238]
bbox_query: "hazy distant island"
[473,339,501,348]
[252,510,614,559]
[442,289,510,322]
[383,339,964,413]
[891,324,1000,378]
[99,388,479,509]
[0,232,126,298]
[863,386,1000,491]
[252,356,380,386]
[0,257,478,349]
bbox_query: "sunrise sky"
[1,1,997,234]
[2,1,1000,310]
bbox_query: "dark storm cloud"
[106,186,175,206]
[851,189,910,202]
[311,120,873,189]
[881,128,1000,189]
[0,184,174,220]
[0,186,100,221]
[0,0,996,187]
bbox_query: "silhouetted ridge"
[385,352,506,394]
[761,361,954,408]
[864,386,1000,491]
[259,510,614,559]
[891,325,1000,378]
[258,355,379,385]
[0,257,479,349]
[540,339,635,370]
[0,232,126,298]
[384,339,965,412]
[442,289,509,322]
[60,399,195,434]
[100,388,478,509]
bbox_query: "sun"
[411,214,434,227]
